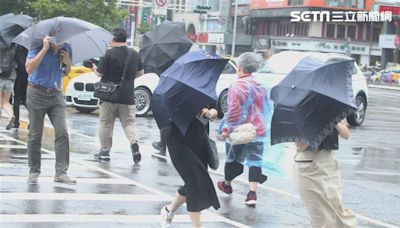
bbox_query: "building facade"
[248,0,382,65]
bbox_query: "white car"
[65,72,159,116]
[249,51,368,126]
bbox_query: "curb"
[368,84,400,91]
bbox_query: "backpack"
[0,47,16,78]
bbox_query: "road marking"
[0,133,249,228]
[0,193,171,202]
[0,176,128,185]
[0,145,26,149]
[0,214,224,223]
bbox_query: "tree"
[1,0,128,31]
[0,0,34,16]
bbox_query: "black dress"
[165,118,220,212]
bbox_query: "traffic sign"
[156,0,166,7]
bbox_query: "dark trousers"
[159,127,167,149]
[224,161,266,183]
[27,87,69,176]
[13,70,27,125]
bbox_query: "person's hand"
[200,108,218,120]
[59,49,72,66]
[219,131,228,140]
[42,36,51,51]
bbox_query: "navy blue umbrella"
[151,50,229,135]
[270,56,357,150]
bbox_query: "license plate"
[77,93,92,101]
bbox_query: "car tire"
[76,107,96,114]
[347,95,366,126]
[217,90,228,118]
[134,87,151,117]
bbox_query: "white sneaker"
[160,205,174,228]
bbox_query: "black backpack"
[0,47,16,78]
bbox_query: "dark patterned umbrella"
[139,21,193,76]
[270,57,357,150]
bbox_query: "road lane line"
[0,214,225,223]
[0,133,249,228]
[0,176,128,185]
[0,145,26,149]
[0,193,171,202]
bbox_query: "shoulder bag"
[94,49,132,103]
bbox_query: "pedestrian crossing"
[0,134,249,228]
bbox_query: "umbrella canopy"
[151,50,228,135]
[12,16,113,63]
[139,21,193,76]
[0,13,33,48]
[270,56,357,150]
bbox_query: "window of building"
[288,0,303,5]
[277,22,291,36]
[326,0,364,8]
[294,23,309,36]
[372,27,381,42]
[337,25,346,39]
[326,24,335,38]
[347,25,356,39]
[208,0,220,12]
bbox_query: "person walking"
[294,119,357,228]
[160,106,220,228]
[93,28,144,163]
[217,52,270,206]
[12,44,28,129]
[152,127,167,156]
[0,45,16,130]
[25,35,75,185]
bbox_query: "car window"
[222,62,236,74]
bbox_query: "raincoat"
[219,76,285,176]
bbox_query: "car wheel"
[76,107,96,114]
[347,95,366,126]
[217,90,228,118]
[134,87,151,117]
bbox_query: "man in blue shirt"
[25,35,76,185]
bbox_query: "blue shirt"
[27,44,72,89]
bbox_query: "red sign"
[197,33,208,43]
[156,0,167,7]
[188,33,197,42]
[379,5,400,15]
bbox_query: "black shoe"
[13,121,20,129]
[152,141,161,150]
[94,150,110,160]
[6,116,15,130]
[131,143,141,164]
[155,147,166,156]
[260,174,268,184]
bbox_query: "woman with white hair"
[218,52,272,206]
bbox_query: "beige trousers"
[98,102,139,151]
[293,150,357,228]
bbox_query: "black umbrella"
[0,13,32,48]
[270,56,357,150]
[151,50,228,135]
[12,16,113,63]
[139,21,193,76]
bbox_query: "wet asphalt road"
[0,87,399,228]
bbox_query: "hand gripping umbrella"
[151,50,228,135]
[139,20,193,76]
[12,16,113,63]
[270,57,357,150]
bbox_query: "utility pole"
[231,0,238,57]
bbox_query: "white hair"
[237,52,263,74]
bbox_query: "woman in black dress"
[160,107,220,228]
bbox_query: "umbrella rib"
[80,29,107,56]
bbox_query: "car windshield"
[259,53,307,74]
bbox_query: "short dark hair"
[112,28,127,42]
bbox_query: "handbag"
[94,50,132,103]
[203,130,219,170]
[229,123,257,145]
